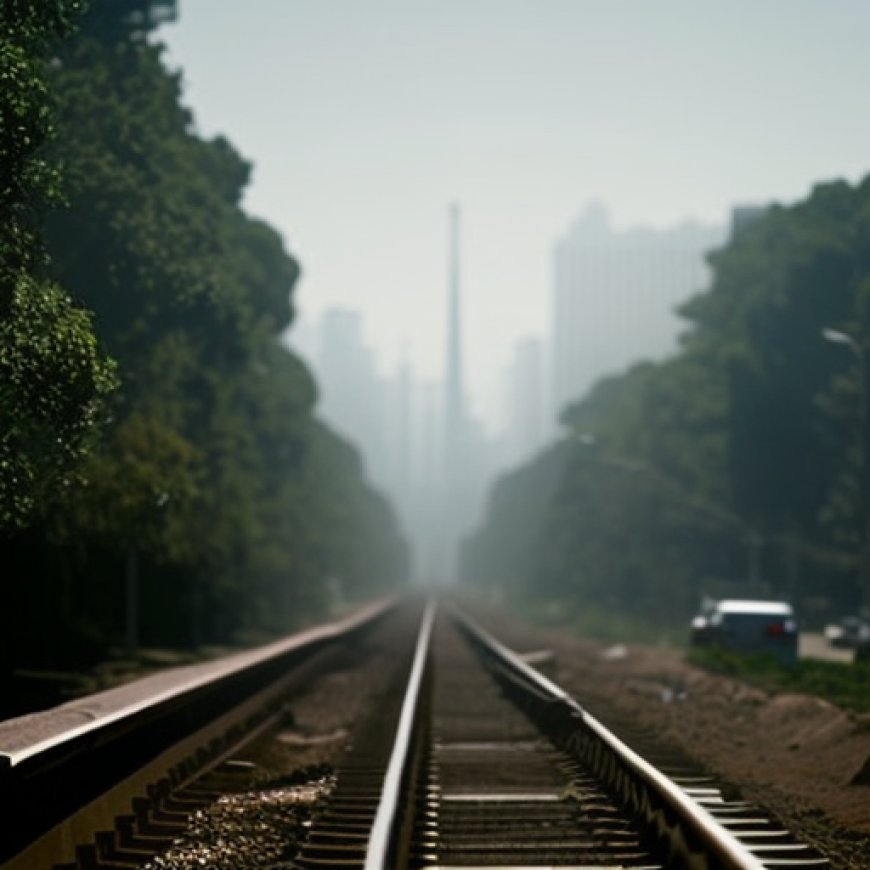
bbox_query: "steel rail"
[452,606,769,870]
[0,598,393,772]
[0,598,396,868]
[363,598,436,870]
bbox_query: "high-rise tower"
[551,204,725,418]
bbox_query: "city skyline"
[294,202,726,440]
[290,202,729,580]
[292,205,497,582]
[161,0,870,428]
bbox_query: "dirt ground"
[471,607,870,867]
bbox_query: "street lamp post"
[822,326,868,600]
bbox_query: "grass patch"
[689,646,870,713]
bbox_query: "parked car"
[689,598,718,647]
[824,615,870,649]
[689,599,798,663]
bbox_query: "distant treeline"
[463,178,870,632]
[0,0,408,679]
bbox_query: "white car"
[690,599,798,663]
[824,616,870,649]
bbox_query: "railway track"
[0,599,831,868]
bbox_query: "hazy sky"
[162,1,870,428]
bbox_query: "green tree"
[464,176,870,630]
[0,0,116,530]
[2,0,409,665]
[1,277,116,526]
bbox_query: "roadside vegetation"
[498,593,687,646]
[689,647,870,715]
[464,170,870,636]
[1,0,408,709]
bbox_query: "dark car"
[824,615,870,650]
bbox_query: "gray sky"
[163,0,870,427]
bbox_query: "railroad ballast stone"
[143,771,334,870]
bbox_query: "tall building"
[291,305,452,583]
[504,336,547,467]
[381,358,412,501]
[317,309,385,477]
[407,379,443,583]
[551,203,725,421]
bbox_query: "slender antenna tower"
[445,202,464,443]
[441,202,466,583]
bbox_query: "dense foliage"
[0,0,116,528]
[464,179,870,633]
[1,0,407,692]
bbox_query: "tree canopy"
[0,0,116,529]
[464,179,870,633]
[1,0,408,690]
